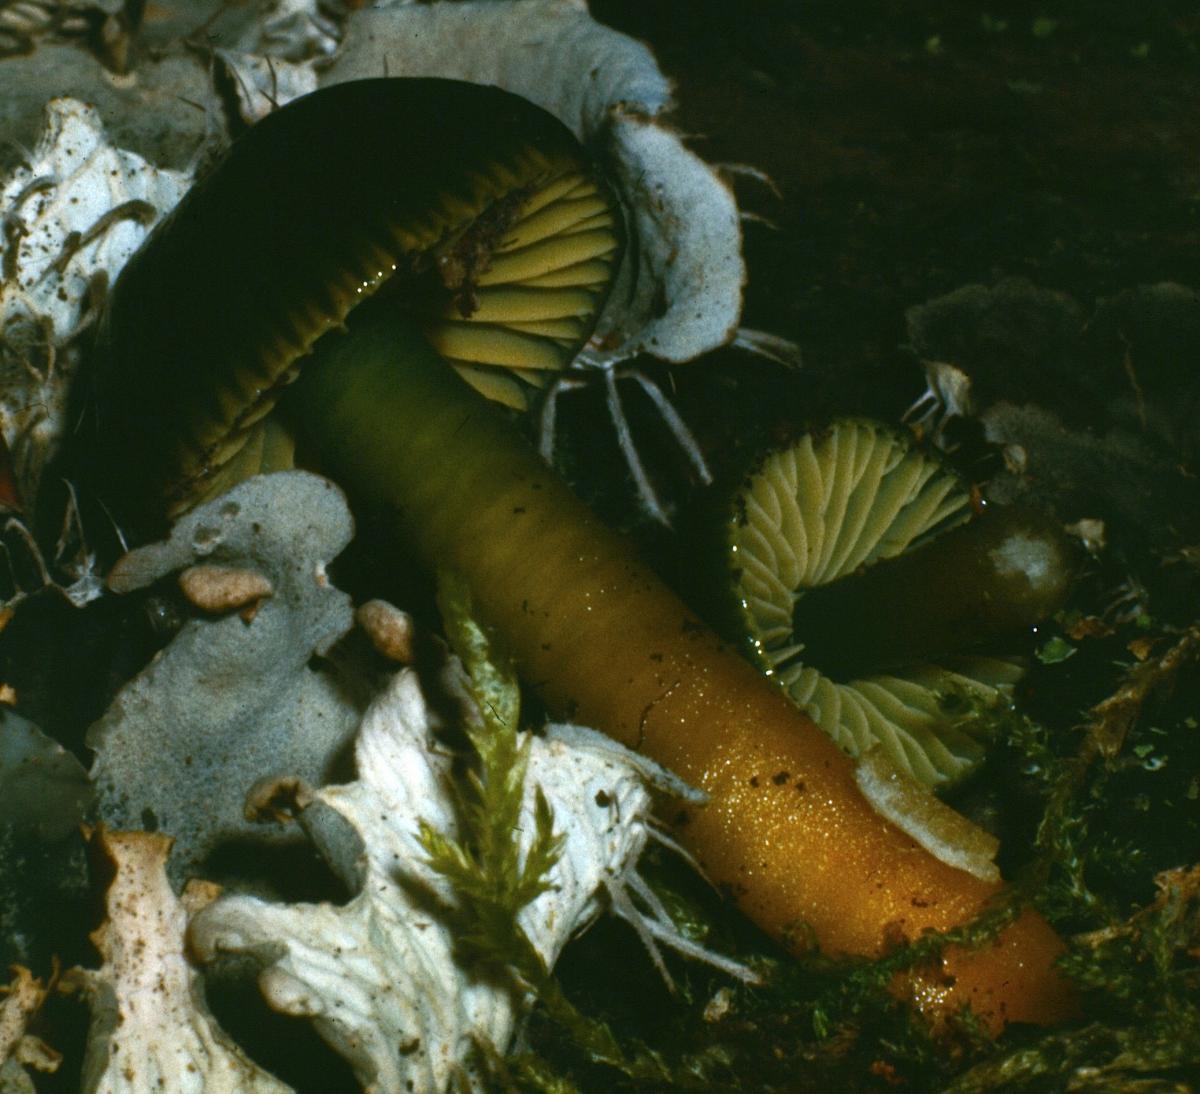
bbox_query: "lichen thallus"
[85,78,1075,1032]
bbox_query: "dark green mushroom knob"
[87,77,621,538]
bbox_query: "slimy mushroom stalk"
[282,303,1077,1033]
[85,78,1077,1033]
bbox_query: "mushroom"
[86,78,1075,1033]
[724,418,1074,788]
[86,77,621,536]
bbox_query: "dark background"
[593,0,1200,368]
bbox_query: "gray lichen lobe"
[87,471,364,885]
[905,277,1200,549]
[0,710,93,969]
[0,707,92,841]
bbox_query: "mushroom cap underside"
[88,77,622,534]
[727,419,1029,788]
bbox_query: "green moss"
[412,487,1200,1089]
[419,569,563,981]
[424,572,688,1089]
[948,863,1200,1089]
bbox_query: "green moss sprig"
[419,569,564,985]
[422,571,685,1089]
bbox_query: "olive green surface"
[789,506,1076,678]
[88,78,592,535]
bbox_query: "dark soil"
[594,1,1200,372]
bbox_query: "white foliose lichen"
[0,965,61,1093]
[65,828,293,1094]
[215,0,338,125]
[0,98,190,511]
[190,669,748,1093]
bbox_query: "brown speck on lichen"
[356,598,415,663]
[178,564,273,615]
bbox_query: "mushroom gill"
[86,77,621,537]
[726,419,1073,788]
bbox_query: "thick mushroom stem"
[285,304,1077,1033]
[790,504,1076,679]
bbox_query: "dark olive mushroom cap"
[88,77,620,536]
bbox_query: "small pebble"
[178,564,273,615]
[356,599,416,664]
[703,986,735,1023]
[243,774,314,823]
